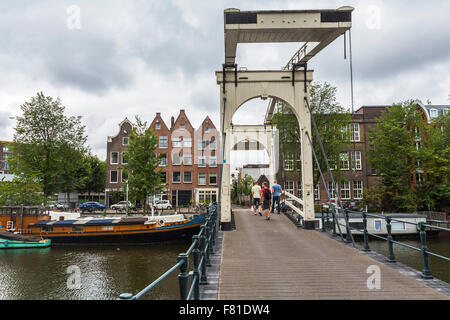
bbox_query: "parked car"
[48,201,68,210]
[110,201,135,211]
[79,201,106,213]
[343,200,363,212]
[154,200,172,210]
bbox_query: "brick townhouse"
[0,140,12,176]
[105,110,220,207]
[276,101,449,204]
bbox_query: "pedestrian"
[271,180,282,215]
[261,181,272,220]
[251,181,262,216]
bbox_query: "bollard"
[177,254,189,300]
[362,212,370,252]
[386,217,396,263]
[419,222,433,279]
[192,235,201,299]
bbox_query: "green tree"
[414,113,450,211]
[271,81,351,188]
[10,92,87,204]
[77,153,106,201]
[367,101,417,212]
[0,176,44,206]
[121,116,162,214]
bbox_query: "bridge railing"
[118,203,220,300]
[282,191,304,226]
[321,203,450,279]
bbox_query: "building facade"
[0,141,14,180]
[275,101,449,205]
[105,110,220,207]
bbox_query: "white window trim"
[209,173,217,185]
[350,123,360,142]
[198,173,207,185]
[110,152,119,165]
[122,137,129,146]
[340,181,351,200]
[110,170,118,183]
[209,156,217,167]
[198,156,206,167]
[172,172,182,183]
[159,135,168,149]
[353,180,363,199]
[172,153,182,166]
[183,172,192,183]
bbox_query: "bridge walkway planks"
[218,207,449,300]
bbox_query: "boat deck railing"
[320,203,450,279]
[117,203,220,300]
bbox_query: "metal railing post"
[386,217,396,263]
[199,225,208,285]
[192,235,201,300]
[321,205,325,232]
[177,253,189,300]
[362,212,370,252]
[205,220,212,267]
[326,206,330,231]
[344,209,352,243]
[331,206,337,237]
[419,222,433,279]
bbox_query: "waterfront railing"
[320,204,450,280]
[118,203,220,300]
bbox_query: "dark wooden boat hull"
[40,223,202,244]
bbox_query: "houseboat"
[0,232,51,249]
[315,212,431,236]
[25,212,205,244]
[0,206,205,244]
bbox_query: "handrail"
[118,203,220,300]
[283,190,304,206]
[321,204,450,279]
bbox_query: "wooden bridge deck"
[218,207,450,300]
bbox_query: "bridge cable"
[305,131,346,242]
[304,97,355,246]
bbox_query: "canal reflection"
[355,237,450,284]
[0,243,188,300]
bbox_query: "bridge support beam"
[216,70,317,228]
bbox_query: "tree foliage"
[271,81,351,186]
[9,92,87,204]
[367,100,449,212]
[121,116,162,213]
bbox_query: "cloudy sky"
[0,0,449,162]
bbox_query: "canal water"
[1,236,448,300]
[0,243,186,300]
[355,236,450,284]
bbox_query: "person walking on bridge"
[261,181,272,221]
[251,181,262,216]
[271,180,282,215]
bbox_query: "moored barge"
[25,213,205,244]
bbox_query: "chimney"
[171,116,175,129]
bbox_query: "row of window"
[109,170,217,185]
[283,151,362,171]
[154,122,212,133]
[284,180,364,200]
[110,151,217,167]
[158,136,216,150]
